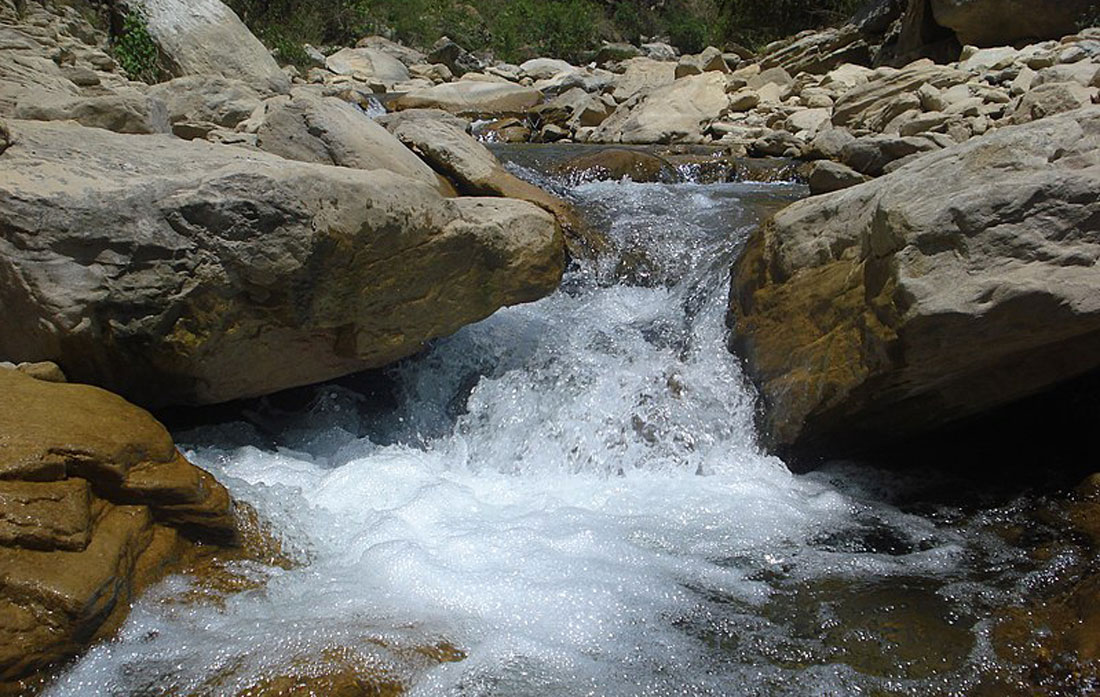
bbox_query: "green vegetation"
[225,0,867,64]
[111,9,159,83]
[718,0,867,48]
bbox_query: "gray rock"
[427,37,482,77]
[0,119,564,406]
[808,160,870,194]
[1010,82,1095,124]
[251,91,446,193]
[126,0,290,96]
[840,134,939,176]
[147,75,262,128]
[14,90,170,134]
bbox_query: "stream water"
[45,146,1081,696]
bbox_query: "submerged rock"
[0,119,564,407]
[729,106,1100,461]
[0,368,235,689]
[552,148,676,183]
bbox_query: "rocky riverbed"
[2,0,1100,693]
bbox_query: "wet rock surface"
[0,368,235,692]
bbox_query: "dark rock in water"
[553,148,677,184]
[0,119,563,407]
[0,368,236,690]
[728,106,1100,463]
[427,36,483,77]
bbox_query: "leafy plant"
[112,9,159,83]
[718,0,865,49]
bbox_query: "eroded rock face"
[930,0,1093,47]
[0,119,564,407]
[0,368,235,690]
[728,106,1100,461]
[392,80,542,116]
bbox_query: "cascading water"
[46,147,1070,696]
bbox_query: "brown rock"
[0,369,236,688]
[553,148,675,183]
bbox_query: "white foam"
[45,174,1031,696]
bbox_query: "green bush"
[112,9,159,83]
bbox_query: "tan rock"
[596,72,730,144]
[393,81,542,116]
[729,106,1100,460]
[250,91,445,193]
[1010,82,1095,124]
[325,47,410,86]
[610,57,678,103]
[128,0,290,96]
[13,89,170,134]
[0,119,564,406]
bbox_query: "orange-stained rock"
[0,368,236,691]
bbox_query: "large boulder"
[125,0,290,96]
[930,0,1093,47]
[0,119,564,407]
[609,57,678,103]
[728,106,1100,461]
[392,81,542,116]
[147,75,262,130]
[324,47,410,86]
[249,90,448,193]
[379,110,600,258]
[595,72,730,144]
[0,367,234,688]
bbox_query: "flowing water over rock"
[44,146,1078,696]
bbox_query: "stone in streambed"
[729,106,1100,461]
[0,119,564,407]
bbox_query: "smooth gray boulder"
[125,0,290,95]
[0,120,564,406]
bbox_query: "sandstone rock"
[785,107,832,136]
[409,62,454,84]
[250,91,445,193]
[728,89,760,112]
[1010,82,1095,124]
[533,87,612,131]
[641,42,679,62]
[126,0,290,96]
[14,360,66,383]
[325,47,410,86]
[609,57,677,103]
[1034,62,1100,88]
[393,81,541,116]
[596,42,642,65]
[147,75,261,129]
[808,160,870,194]
[0,369,235,687]
[13,89,170,134]
[806,127,857,160]
[729,106,1100,460]
[520,58,575,81]
[355,35,426,68]
[841,133,940,177]
[833,62,968,131]
[958,45,1019,72]
[930,0,1093,47]
[596,72,730,144]
[0,119,564,406]
[675,47,728,79]
[478,117,531,143]
[760,25,871,76]
[379,110,596,257]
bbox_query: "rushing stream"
[46,146,1079,696]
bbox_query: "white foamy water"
[47,157,1038,696]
